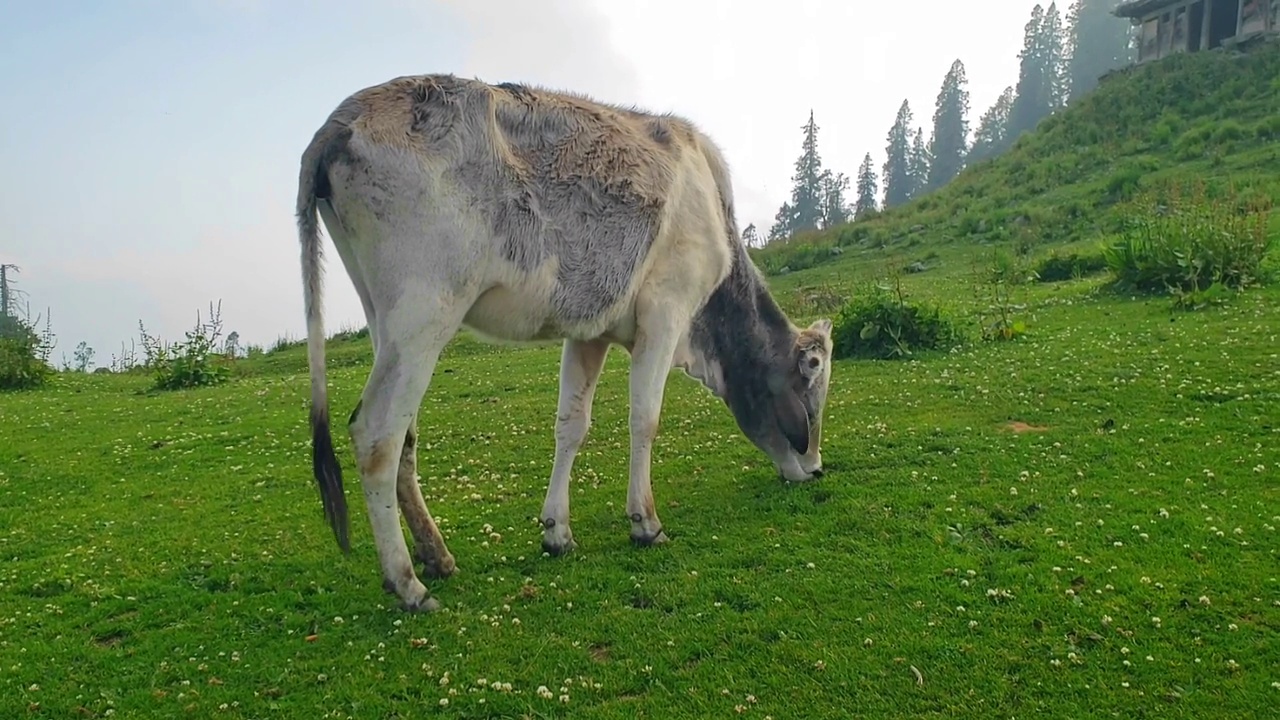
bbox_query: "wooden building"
[1115,0,1279,63]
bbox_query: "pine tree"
[1067,0,1137,101]
[789,111,825,232]
[742,223,763,248]
[1009,4,1047,140]
[1043,3,1069,110]
[968,86,1015,164]
[818,170,851,228]
[1011,4,1070,139]
[768,202,795,242]
[855,153,879,219]
[928,59,971,191]
[908,129,930,200]
[769,110,827,240]
[882,100,915,209]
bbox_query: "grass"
[2,245,1278,718]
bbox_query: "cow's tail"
[297,120,350,554]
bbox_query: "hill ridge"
[751,42,1280,277]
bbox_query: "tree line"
[759,0,1135,245]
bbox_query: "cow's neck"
[682,251,796,405]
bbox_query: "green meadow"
[3,242,1278,718]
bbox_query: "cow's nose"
[811,467,825,478]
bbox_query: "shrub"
[0,311,55,391]
[1211,119,1245,145]
[1174,123,1212,160]
[1034,250,1109,283]
[835,225,871,246]
[831,279,963,360]
[756,242,834,275]
[1105,165,1143,201]
[790,283,847,315]
[1103,182,1274,294]
[139,301,233,391]
[1254,114,1280,141]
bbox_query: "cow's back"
[328,74,729,341]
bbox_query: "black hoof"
[542,538,577,556]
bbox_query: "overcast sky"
[0,0,1054,366]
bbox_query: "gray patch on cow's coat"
[688,245,806,455]
[400,74,673,324]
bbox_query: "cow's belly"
[463,283,635,344]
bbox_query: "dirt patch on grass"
[1004,421,1050,433]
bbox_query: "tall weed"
[972,249,1033,342]
[139,301,233,391]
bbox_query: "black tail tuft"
[311,407,350,554]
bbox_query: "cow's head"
[746,317,833,482]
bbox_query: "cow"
[295,74,834,611]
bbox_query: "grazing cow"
[296,74,834,611]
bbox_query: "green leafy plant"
[1169,280,1230,312]
[1102,181,1274,298]
[831,275,963,360]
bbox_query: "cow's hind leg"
[397,413,456,579]
[349,298,463,612]
[540,338,610,555]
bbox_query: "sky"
[0,0,1056,367]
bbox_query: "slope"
[751,41,1280,277]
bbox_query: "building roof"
[1114,0,1187,18]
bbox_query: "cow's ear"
[774,389,810,455]
[809,317,833,335]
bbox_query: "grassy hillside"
[752,42,1280,277]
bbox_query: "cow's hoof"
[542,536,577,556]
[419,551,457,580]
[383,576,437,612]
[542,518,576,556]
[631,529,669,547]
[403,595,441,613]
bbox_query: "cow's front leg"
[540,339,610,555]
[625,314,682,546]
